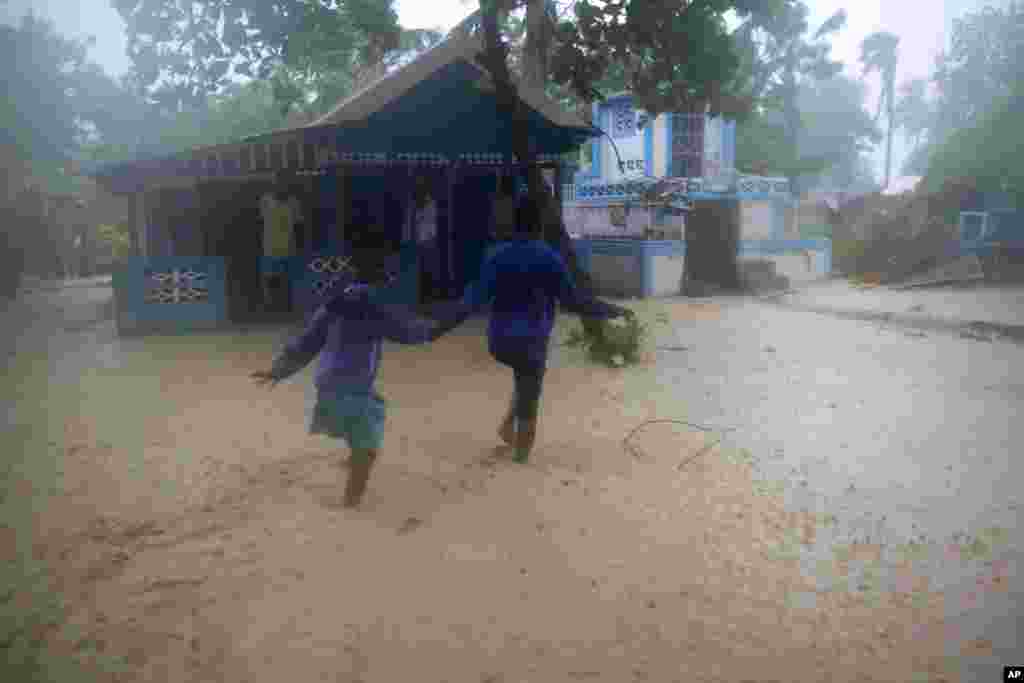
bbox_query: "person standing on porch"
[411,177,439,303]
[260,192,296,310]
[487,173,518,261]
[249,232,469,508]
[459,195,632,463]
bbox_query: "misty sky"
[1,0,1001,178]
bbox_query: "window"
[670,113,704,178]
[611,103,637,139]
[578,142,594,173]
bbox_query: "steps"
[740,258,790,293]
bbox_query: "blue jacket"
[270,288,465,391]
[462,240,627,366]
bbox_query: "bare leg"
[514,418,537,464]
[344,449,378,508]
[498,396,516,446]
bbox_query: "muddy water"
[0,295,986,682]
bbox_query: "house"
[562,94,831,296]
[84,32,597,335]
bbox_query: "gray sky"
[2,0,997,179]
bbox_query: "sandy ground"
[4,300,961,682]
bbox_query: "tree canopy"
[113,0,406,112]
[922,2,1023,200]
[736,75,880,193]
[0,13,92,164]
[859,30,899,188]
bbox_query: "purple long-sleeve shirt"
[270,290,462,391]
[462,240,629,366]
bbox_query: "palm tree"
[860,31,900,189]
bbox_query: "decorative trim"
[143,267,210,304]
[664,113,672,177]
[738,176,790,195]
[572,177,705,202]
[644,116,653,177]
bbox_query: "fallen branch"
[622,419,735,467]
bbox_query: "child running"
[459,195,632,464]
[250,230,469,508]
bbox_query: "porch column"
[334,165,347,249]
[440,163,455,297]
[554,163,564,229]
[134,190,148,258]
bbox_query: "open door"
[199,180,272,323]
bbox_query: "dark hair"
[499,174,517,196]
[515,196,544,238]
[346,227,399,282]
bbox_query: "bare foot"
[498,419,516,446]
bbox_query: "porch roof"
[86,33,598,195]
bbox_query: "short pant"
[310,386,387,451]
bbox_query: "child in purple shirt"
[460,196,632,463]
[251,235,468,507]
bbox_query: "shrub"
[565,308,653,368]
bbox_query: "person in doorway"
[249,231,470,508]
[411,178,439,303]
[487,174,519,262]
[459,195,632,463]
[260,191,296,311]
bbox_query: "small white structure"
[564,94,831,296]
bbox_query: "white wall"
[741,201,775,240]
[590,253,642,297]
[653,114,667,178]
[650,253,685,296]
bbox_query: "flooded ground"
[1,285,1019,682]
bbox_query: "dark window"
[671,113,704,178]
[611,103,637,139]
[253,145,267,171]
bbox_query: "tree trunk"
[478,0,603,337]
[683,199,742,295]
[522,0,548,91]
[782,53,801,197]
[884,75,894,190]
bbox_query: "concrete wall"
[573,237,829,298]
[573,239,686,298]
[652,115,668,177]
[590,251,643,297]
[564,204,686,240]
[648,244,686,296]
[114,256,229,335]
[741,200,775,240]
[738,239,833,285]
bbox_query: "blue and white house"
[85,32,596,335]
[564,94,832,297]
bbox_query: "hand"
[614,305,635,319]
[250,370,280,388]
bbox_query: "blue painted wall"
[572,238,830,297]
[114,256,228,334]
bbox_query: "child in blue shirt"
[460,196,632,463]
[251,234,468,507]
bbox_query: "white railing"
[564,174,790,204]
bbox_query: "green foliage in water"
[565,312,649,368]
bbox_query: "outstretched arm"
[554,258,632,320]
[252,306,332,386]
[420,300,474,340]
[460,252,497,312]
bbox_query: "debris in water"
[398,518,423,535]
